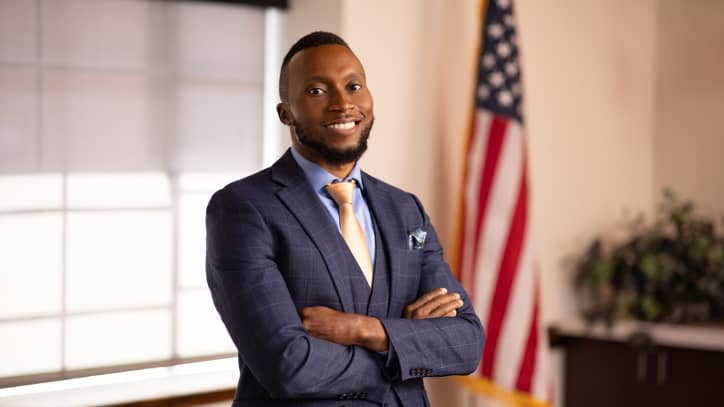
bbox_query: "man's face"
[279,44,374,166]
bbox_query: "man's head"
[277,31,374,167]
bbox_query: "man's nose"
[328,89,353,111]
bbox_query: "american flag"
[456,0,550,404]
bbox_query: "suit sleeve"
[378,194,485,381]
[206,188,391,401]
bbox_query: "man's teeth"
[326,122,356,130]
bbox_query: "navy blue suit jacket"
[206,150,484,406]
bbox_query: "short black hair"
[278,31,350,102]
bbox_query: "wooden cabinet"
[550,322,724,407]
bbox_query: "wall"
[516,0,659,325]
[654,0,724,219]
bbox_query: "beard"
[294,118,374,166]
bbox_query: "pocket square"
[408,228,427,250]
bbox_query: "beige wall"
[517,0,659,323]
[654,0,724,219]
[284,0,341,47]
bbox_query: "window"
[0,0,283,386]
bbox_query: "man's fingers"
[404,288,448,317]
[427,298,464,318]
[408,293,463,318]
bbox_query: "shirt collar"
[290,146,364,193]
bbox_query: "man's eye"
[349,84,362,91]
[308,88,326,95]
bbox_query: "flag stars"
[488,23,504,39]
[489,71,505,88]
[496,42,512,58]
[477,85,490,100]
[505,61,518,76]
[503,14,514,27]
[476,3,523,120]
[482,53,496,69]
[498,90,513,107]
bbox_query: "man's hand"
[301,306,388,352]
[404,288,463,319]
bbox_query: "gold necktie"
[326,180,374,287]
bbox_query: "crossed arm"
[301,288,465,352]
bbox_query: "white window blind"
[0,0,281,385]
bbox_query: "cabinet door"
[564,339,647,407]
[647,346,724,406]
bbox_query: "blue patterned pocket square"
[408,228,427,250]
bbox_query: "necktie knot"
[326,180,356,207]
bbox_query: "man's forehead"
[287,44,365,78]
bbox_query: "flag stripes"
[455,0,550,404]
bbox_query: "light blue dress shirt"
[290,146,376,264]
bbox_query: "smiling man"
[206,31,484,407]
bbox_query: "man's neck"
[293,144,355,180]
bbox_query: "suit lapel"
[361,173,408,316]
[272,151,354,313]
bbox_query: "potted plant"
[575,190,724,325]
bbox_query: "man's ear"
[277,102,292,126]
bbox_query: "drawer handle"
[657,351,667,385]
[636,351,648,383]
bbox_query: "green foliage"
[575,189,724,324]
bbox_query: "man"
[206,31,484,406]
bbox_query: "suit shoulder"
[211,167,275,205]
[362,172,418,202]
[362,172,431,223]
[232,167,276,192]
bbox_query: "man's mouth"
[325,121,357,130]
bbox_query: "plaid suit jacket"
[206,150,484,406]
